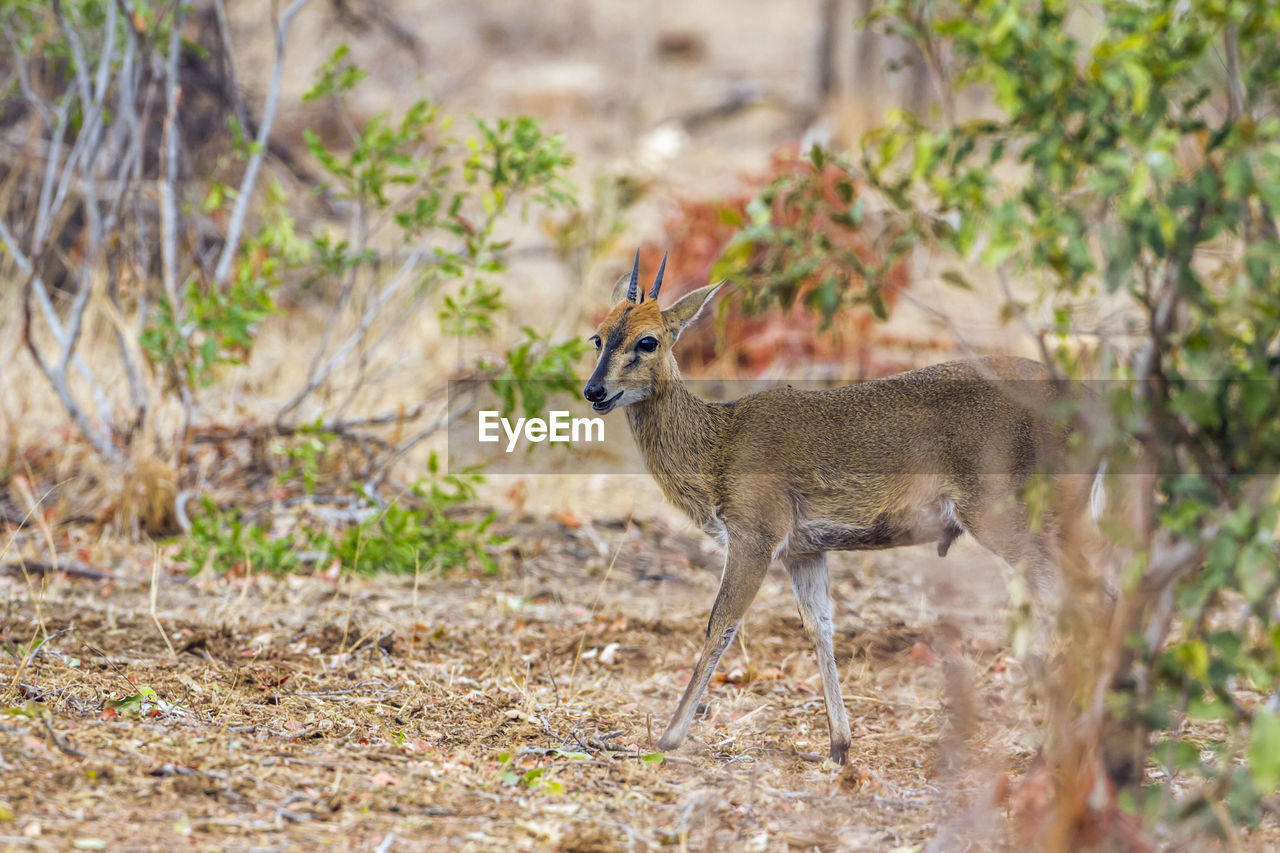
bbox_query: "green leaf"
[1250,709,1280,793]
[641,752,664,766]
[940,269,972,290]
[553,749,591,760]
[717,206,745,227]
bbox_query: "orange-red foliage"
[636,148,927,379]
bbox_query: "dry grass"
[0,515,1045,851]
[4,4,1279,850]
[7,514,1275,851]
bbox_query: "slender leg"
[655,541,771,752]
[785,551,852,763]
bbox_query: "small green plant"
[325,453,499,575]
[104,686,190,718]
[140,181,304,392]
[440,280,505,337]
[178,498,301,576]
[2,701,44,720]
[274,418,337,494]
[497,753,565,794]
[3,635,47,666]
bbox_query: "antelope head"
[583,251,722,413]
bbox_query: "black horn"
[649,251,667,301]
[626,250,640,303]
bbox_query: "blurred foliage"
[711,147,910,329]
[141,181,302,391]
[488,328,591,421]
[178,497,303,576]
[178,452,498,577]
[1,5,584,574]
[794,0,1280,839]
[325,455,499,576]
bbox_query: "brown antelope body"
[584,254,1092,764]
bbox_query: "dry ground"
[3,3,1277,851]
[2,513,1058,852]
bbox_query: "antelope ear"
[610,273,634,306]
[662,282,725,340]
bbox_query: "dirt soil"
[1,513,1066,852]
[4,2,1278,851]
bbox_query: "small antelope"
[584,253,1093,764]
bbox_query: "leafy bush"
[718,0,1280,842]
[324,455,500,576]
[178,498,302,576]
[1,5,586,564]
[179,452,500,577]
[714,146,910,327]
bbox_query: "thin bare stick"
[277,247,426,421]
[31,97,72,256]
[27,275,114,429]
[158,0,187,307]
[212,0,312,287]
[0,561,121,581]
[1224,24,1245,124]
[995,265,1064,382]
[22,278,122,462]
[211,0,249,129]
[369,388,475,488]
[5,167,112,422]
[150,544,177,657]
[3,20,53,125]
[293,203,366,417]
[192,405,426,445]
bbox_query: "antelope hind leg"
[785,551,852,763]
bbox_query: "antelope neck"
[625,369,726,525]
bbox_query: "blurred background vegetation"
[2,0,1279,848]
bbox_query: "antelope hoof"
[655,730,683,752]
[830,740,850,765]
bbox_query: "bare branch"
[996,265,1065,383]
[158,0,186,307]
[21,278,121,463]
[294,204,367,418]
[1224,24,1245,124]
[276,247,427,423]
[5,216,116,428]
[105,252,150,423]
[32,98,72,256]
[191,406,425,446]
[371,390,477,488]
[212,0,312,287]
[0,561,121,581]
[211,0,249,129]
[3,21,53,126]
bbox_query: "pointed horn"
[649,251,668,301]
[626,250,640,303]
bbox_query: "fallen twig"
[0,561,120,581]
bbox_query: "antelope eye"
[589,335,601,351]
[636,336,659,353]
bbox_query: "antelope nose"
[583,383,607,403]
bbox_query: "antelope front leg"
[784,551,851,763]
[655,542,771,753]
